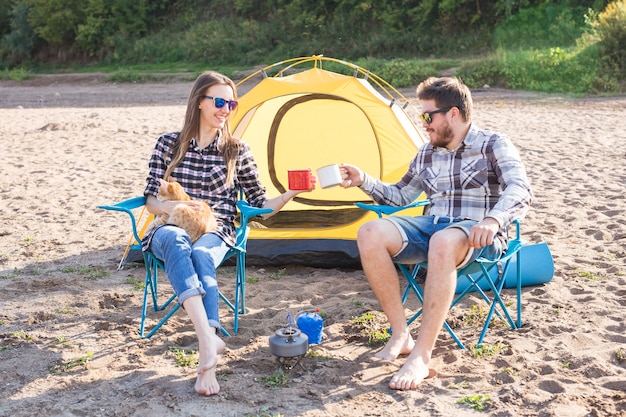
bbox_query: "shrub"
[455,54,504,89]
[593,0,626,79]
[455,45,615,95]
[493,4,590,50]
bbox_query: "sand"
[1,75,625,417]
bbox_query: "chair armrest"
[476,218,522,264]
[236,201,273,228]
[232,201,273,251]
[506,219,522,255]
[511,218,521,241]
[98,196,147,244]
[355,199,430,218]
[98,196,146,213]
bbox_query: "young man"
[339,77,532,390]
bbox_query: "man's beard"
[428,121,455,148]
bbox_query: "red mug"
[288,169,314,191]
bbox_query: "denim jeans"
[149,225,230,330]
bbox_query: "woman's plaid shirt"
[142,132,268,249]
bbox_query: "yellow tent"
[231,56,427,267]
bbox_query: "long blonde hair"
[164,71,240,187]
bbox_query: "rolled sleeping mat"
[455,242,554,294]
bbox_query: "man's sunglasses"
[203,95,238,111]
[419,106,452,124]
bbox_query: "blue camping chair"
[355,201,524,349]
[98,197,272,338]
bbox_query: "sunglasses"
[203,95,238,111]
[419,106,452,124]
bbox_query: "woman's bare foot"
[388,353,431,390]
[194,329,226,396]
[374,328,415,361]
[195,362,220,395]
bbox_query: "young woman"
[142,71,313,395]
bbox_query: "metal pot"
[269,327,308,358]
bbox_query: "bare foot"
[374,329,415,361]
[215,336,226,355]
[195,362,220,395]
[194,330,226,396]
[388,354,431,390]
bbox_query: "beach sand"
[1,75,625,416]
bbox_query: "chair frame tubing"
[140,253,179,338]
[99,197,271,339]
[355,201,523,349]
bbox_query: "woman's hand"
[146,195,204,215]
[179,200,205,212]
[292,174,317,194]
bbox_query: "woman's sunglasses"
[203,95,238,111]
[419,106,452,124]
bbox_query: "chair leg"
[475,271,509,347]
[217,250,247,335]
[475,259,521,347]
[142,304,181,339]
[443,322,466,350]
[453,265,511,324]
[516,248,522,328]
[399,264,466,349]
[140,269,151,338]
[139,257,180,339]
[218,271,242,333]
[234,251,247,334]
[238,251,246,315]
[485,263,517,328]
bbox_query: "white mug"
[317,164,342,189]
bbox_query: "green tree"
[26,0,85,46]
[76,0,154,56]
[0,0,13,37]
[3,0,38,61]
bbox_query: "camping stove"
[269,326,308,371]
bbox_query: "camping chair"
[98,197,272,338]
[355,201,523,349]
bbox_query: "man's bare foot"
[388,355,431,390]
[374,329,415,361]
[194,330,226,396]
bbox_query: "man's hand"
[468,217,500,248]
[339,163,365,188]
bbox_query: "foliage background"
[0,0,624,94]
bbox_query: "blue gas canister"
[296,309,324,344]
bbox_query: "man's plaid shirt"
[359,124,533,231]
